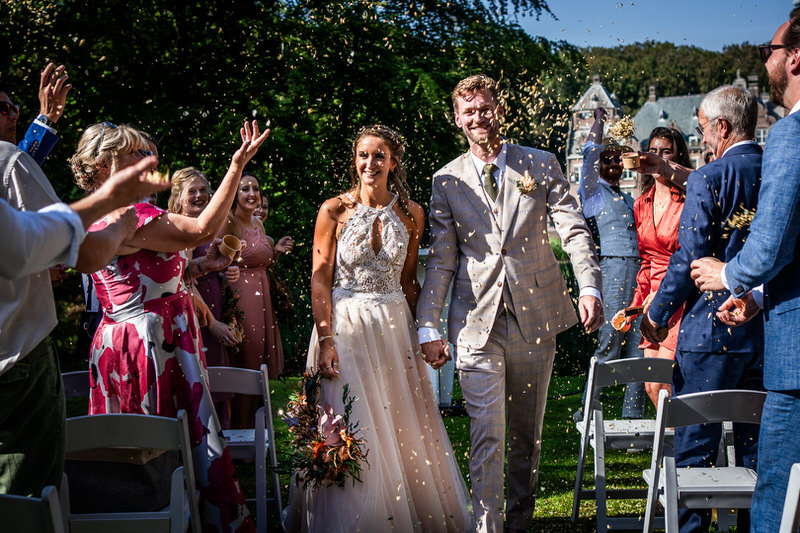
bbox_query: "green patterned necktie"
[483,163,499,202]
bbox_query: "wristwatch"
[35,114,56,128]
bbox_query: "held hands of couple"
[420,340,451,370]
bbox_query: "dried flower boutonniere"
[516,170,537,194]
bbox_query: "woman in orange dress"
[621,127,692,407]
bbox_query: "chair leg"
[571,418,591,522]
[255,408,267,533]
[664,456,679,533]
[593,410,609,533]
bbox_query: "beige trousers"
[456,308,556,533]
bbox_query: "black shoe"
[573,409,584,423]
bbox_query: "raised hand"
[232,120,270,168]
[38,63,72,124]
[102,156,169,206]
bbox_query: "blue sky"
[520,0,794,51]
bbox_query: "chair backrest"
[207,366,263,396]
[0,485,65,533]
[64,410,200,530]
[649,389,767,481]
[61,370,90,399]
[592,356,675,389]
[660,389,767,428]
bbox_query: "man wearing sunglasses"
[690,13,800,533]
[574,106,645,423]
[0,63,71,166]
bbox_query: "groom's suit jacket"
[418,143,602,349]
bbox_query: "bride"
[283,125,473,532]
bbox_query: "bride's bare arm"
[311,198,344,378]
[399,201,424,319]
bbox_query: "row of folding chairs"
[572,356,799,532]
[53,364,281,533]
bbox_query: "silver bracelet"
[318,335,333,344]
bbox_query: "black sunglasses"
[94,121,117,155]
[600,154,621,164]
[759,43,791,63]
[0,101,20,116]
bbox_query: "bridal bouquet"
[283,371,369,488]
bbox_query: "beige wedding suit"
[417,143,601,532]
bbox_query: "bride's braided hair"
[348,124,411,216]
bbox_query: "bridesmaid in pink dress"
[71,121,269,533]
[222,172,294,429]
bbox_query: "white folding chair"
[571,355,674,530]
[62,370,90,399]
[207,364,282,533]
[0,485,66,533]
[643,389,767,533]
[63,410,201,533]
[780,462,800,533]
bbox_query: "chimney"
[593,72,601,84]
[648,84,657,103]
[748,74,759,99]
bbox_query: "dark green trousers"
[0,337,65,496]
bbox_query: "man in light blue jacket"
[690,15,800,532]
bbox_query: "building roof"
[632,94,705,146]
[572,74,622,112]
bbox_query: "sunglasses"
[600,154,621,164]
[0,101,20,116]
[759,43,791,63]
[94,121,117,155]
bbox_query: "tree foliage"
[1,0,579,368]
[582,41,767,114]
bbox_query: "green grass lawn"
[66,375,657,532]
[265,374,655,532]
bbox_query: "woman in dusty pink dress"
[222,172,294,428]
[70,121,268,533]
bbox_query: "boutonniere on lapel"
[516,170,537,195]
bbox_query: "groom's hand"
[421,340,450,370]
[578,295,604,333]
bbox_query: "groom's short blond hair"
[452,74,498,112]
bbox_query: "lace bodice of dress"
[333,194,409,301]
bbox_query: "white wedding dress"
[283,194,474,533]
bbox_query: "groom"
[417,74,603,532]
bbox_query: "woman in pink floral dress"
[70,121,268,533]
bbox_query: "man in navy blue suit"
[691,15,800,533]
[641,84,764,533]
[1,63,72,165]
